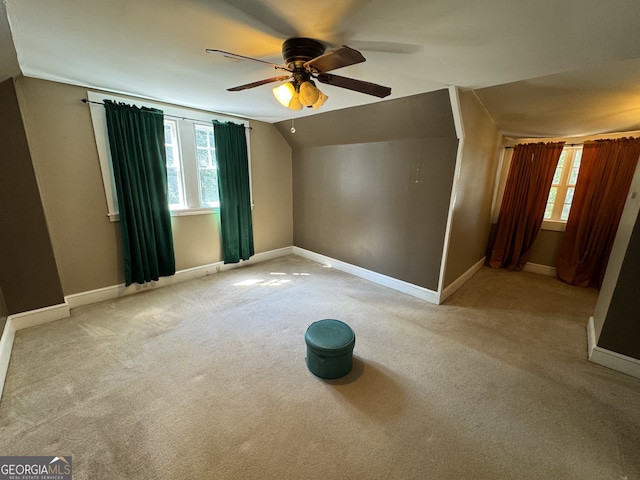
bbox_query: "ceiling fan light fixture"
[298,81,320,107]
[273,82,297,108]
[213,37,391,113]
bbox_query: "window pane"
[195,124,219,207]
[167,167,181,205]
[574,149,582,164]
[164,120,184,208]
[199,168,219,205]
[543,187,557,219]
[552,151,565,184]
[552,164,563,184]
[544,202,554,219]
[560,187,576,221]
[196,127,208,147]
[196,148,209,167]
[569,158,581,185]
[565,187,575,204]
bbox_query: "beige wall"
[443,90,503,287]
[15,77,292,296]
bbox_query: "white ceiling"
[2,0,640,138]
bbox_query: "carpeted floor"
[1,255,639,479]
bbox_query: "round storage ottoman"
[305,319,356,379]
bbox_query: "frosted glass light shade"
[273,82,296,107]
[288,93,303,110]
[312,91,328,109]
[298,81,320,107]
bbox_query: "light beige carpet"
[1,255,639,479]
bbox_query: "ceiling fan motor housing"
[282,38,325,67]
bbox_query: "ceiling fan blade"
[206,49,290,72]
[316,73,391,98]
[304,46,366,73]
[227,76,292,91]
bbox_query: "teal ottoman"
[305,319,356,379]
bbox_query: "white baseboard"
[292,247,440,304]
[66,246,294,309]
[587,316,640,380]
[8,303,71,331]
[523,262,557,277]
[440,256,486,304]
[0,319,16,402]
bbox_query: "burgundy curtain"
[557,137,640,287]
[488,142,564,270]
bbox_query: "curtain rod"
[505,143,581,149]
[81,99,252,129]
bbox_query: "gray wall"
[278,90,458,291]
[0,77,64,314]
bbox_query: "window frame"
[87,91,252,221]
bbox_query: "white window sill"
[541,220,566,232]
[107,207,219,222]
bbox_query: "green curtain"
[213,120,254,263]
[104,100,176,286]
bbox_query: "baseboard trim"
[0,319,16,402]
[440,256,486,303]
[523,262,557,277]
[66,246,294,309]
[292,247,440,304]
[587,316,640,380]
[8,303,71,331]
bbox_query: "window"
[165,119,221,211]
[87,91,250,221]
[195,125,219,207]
[164,120,184,209]
[544,146,582,222]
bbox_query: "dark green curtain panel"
[213,120,254,263]
[104,100,176,286]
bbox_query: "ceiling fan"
[206,37,392,111]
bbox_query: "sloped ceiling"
[2,0,640,138]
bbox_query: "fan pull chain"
[290,117,296,134]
